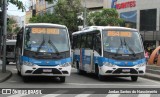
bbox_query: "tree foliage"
[87,8,124,26]
[7,17,16,34]
[8,0,53,11]
[29,0,83,33]
[13,26,20,34]
[8,0,25,11]
[7,17,20,35]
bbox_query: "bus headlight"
[23,62,35,66]
[137,63,146,67]
[59,62,71,67]
[103,62,115,67]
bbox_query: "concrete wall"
[81,0,103,8]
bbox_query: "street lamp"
[2,0,7,73]
[83,0,87,28]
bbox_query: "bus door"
[92,33,101,72]
[80,34,86,70]
[86,34,94,73]
[80,48,85,70]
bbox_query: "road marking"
[139,77,160,85]
[7,81,17,83]
[106,94,120,97]
[8,94,28,97]
[75,91,94,97]
[147,68,160,72]
[138,94,151,97]
[65,83,160,87]
[41,90,68,97]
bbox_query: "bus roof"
[72,26,138,35]
[25,23,67,28]
[6,39,16,45]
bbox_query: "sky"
[7,0,30,17]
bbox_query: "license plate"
[122,69,130,72]
[43,69,52,72]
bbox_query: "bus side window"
[81,34,86,48]
[77,35,81,48]
[86,34,93,49]
[93,33,101,55]
[16,28,23,52]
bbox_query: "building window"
[120,11,137,29]
[140,9,157,31]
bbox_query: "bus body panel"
[72,26,146,79]
[16,23,71,78]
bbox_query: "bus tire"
[17,70,21,76]
[59,76,65,83]
[98,75,105,81]
[95,64,105,81]
[131,76,138,81]
[23,76,29,82]
[76,61,83,75]
[6,61,9,65]
[95,64,99,76]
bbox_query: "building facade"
[25,10,32,24]
[103,0,160,53]
[36,0,56,15]
[36,0,46,15]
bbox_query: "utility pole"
[2,0,7,73]
[83,0,87,28]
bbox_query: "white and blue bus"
[72,26,146,81]
[16,23,71,82]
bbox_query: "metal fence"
[140,31,160,41]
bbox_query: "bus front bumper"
[21,64,71,76]
[99,65,146,76]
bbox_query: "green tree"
[8,0,25,11]
[29,0,83,33]
[7,17,16,34]
[54,0,83,32]
[8,0,53,11]
[87,8,124,26]
[13,26,20,34]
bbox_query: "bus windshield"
[24,27,69,53]
[102,30,143,54]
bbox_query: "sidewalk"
[0,60,12,83]
[0,69,12,83]
[141,65,160,81]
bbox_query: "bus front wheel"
[6,61,9,65]
[76,61,84,75]
[17,70,21,76]
[23,76,29,82]
[59,76,65,82]
[95,64,105,81]
[131,76,138,81]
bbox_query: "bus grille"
[113,68,138,74]
[32,68,62,74]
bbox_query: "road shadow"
[20,76,66,84]
[71,72,135,82]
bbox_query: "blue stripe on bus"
[21,56,72,66]
[74,54,146,67]
[94,57,146,67]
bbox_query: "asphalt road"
[1,63,160,97]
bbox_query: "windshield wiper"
[37,34,45,52]
[115,37,123,56]
[124,38,135,56]
[48,36,59,55]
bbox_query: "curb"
[0,70,12,83]
[140,73,160,81]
